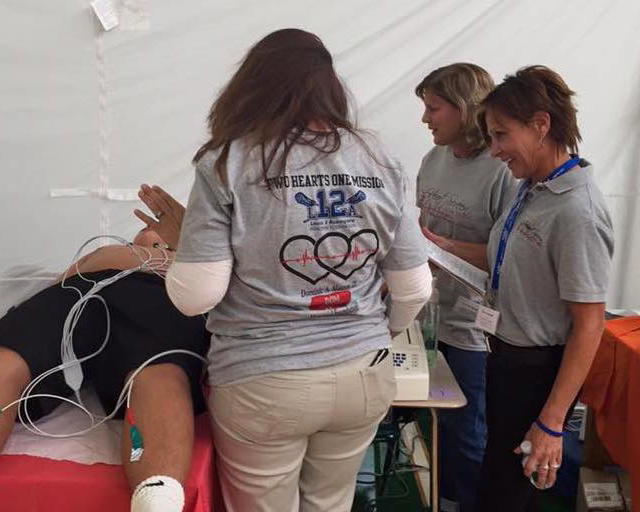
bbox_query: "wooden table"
[393,350,467,512]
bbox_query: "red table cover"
[0,413,220,512]
[582,316,640,510]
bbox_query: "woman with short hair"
[477,65,614,511]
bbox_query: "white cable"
[9,348,206,438]
[1,235,207,438]
[58,235,145,398]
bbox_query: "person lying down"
[0,186,207,512]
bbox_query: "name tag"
[474,305,500,334]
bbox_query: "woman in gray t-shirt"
[414,63,516,512]
[164,29,432,512]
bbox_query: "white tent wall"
[1,0,638,316]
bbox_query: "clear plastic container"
[421,278,439,368]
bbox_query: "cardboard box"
[583,408,616,470]
[618,472,632,511]
[576,467,625,512]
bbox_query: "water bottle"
[421,277,439,368]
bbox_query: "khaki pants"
[209,350,395,512]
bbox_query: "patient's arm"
[61,245,173,280]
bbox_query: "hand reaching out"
[134,184,185,249]
[421,226,455,254]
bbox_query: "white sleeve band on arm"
[166,259,233,316]
[382,261,433,333]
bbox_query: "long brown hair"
[194,29,363,184]
[415,63,495,156]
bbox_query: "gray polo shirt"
[177,132,429,385]
[416,146,517,351]
[487,161,614,347]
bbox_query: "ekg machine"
[391,321,430,401]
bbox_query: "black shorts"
[0,270,209,421]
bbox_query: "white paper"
[424,239,488,295]
[453,295,481,316]
[2,389,122,465]
[91,0,119,31]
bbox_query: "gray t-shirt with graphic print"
[486,161,614,347]
[177,132,429,385]
[416,146,517,351]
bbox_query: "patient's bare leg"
[121,363,194,489]
[0,347,31,450]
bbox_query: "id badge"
[474,305,500,335]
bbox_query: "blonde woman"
[414,63,517,512]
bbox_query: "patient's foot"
[131,475,185,512]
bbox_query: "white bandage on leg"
[131,475,185,512]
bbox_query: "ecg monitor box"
[392,321,430,401]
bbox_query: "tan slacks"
[209,350,395,512]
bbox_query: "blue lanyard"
[490,156,581,292]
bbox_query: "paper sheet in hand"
[425,239,488,295]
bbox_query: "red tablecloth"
[0,413,220,512]
[582,316,640,510]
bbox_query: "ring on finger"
[155,211,164,220]
[530,475,553,490]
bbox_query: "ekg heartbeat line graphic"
[282,245,377,266]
